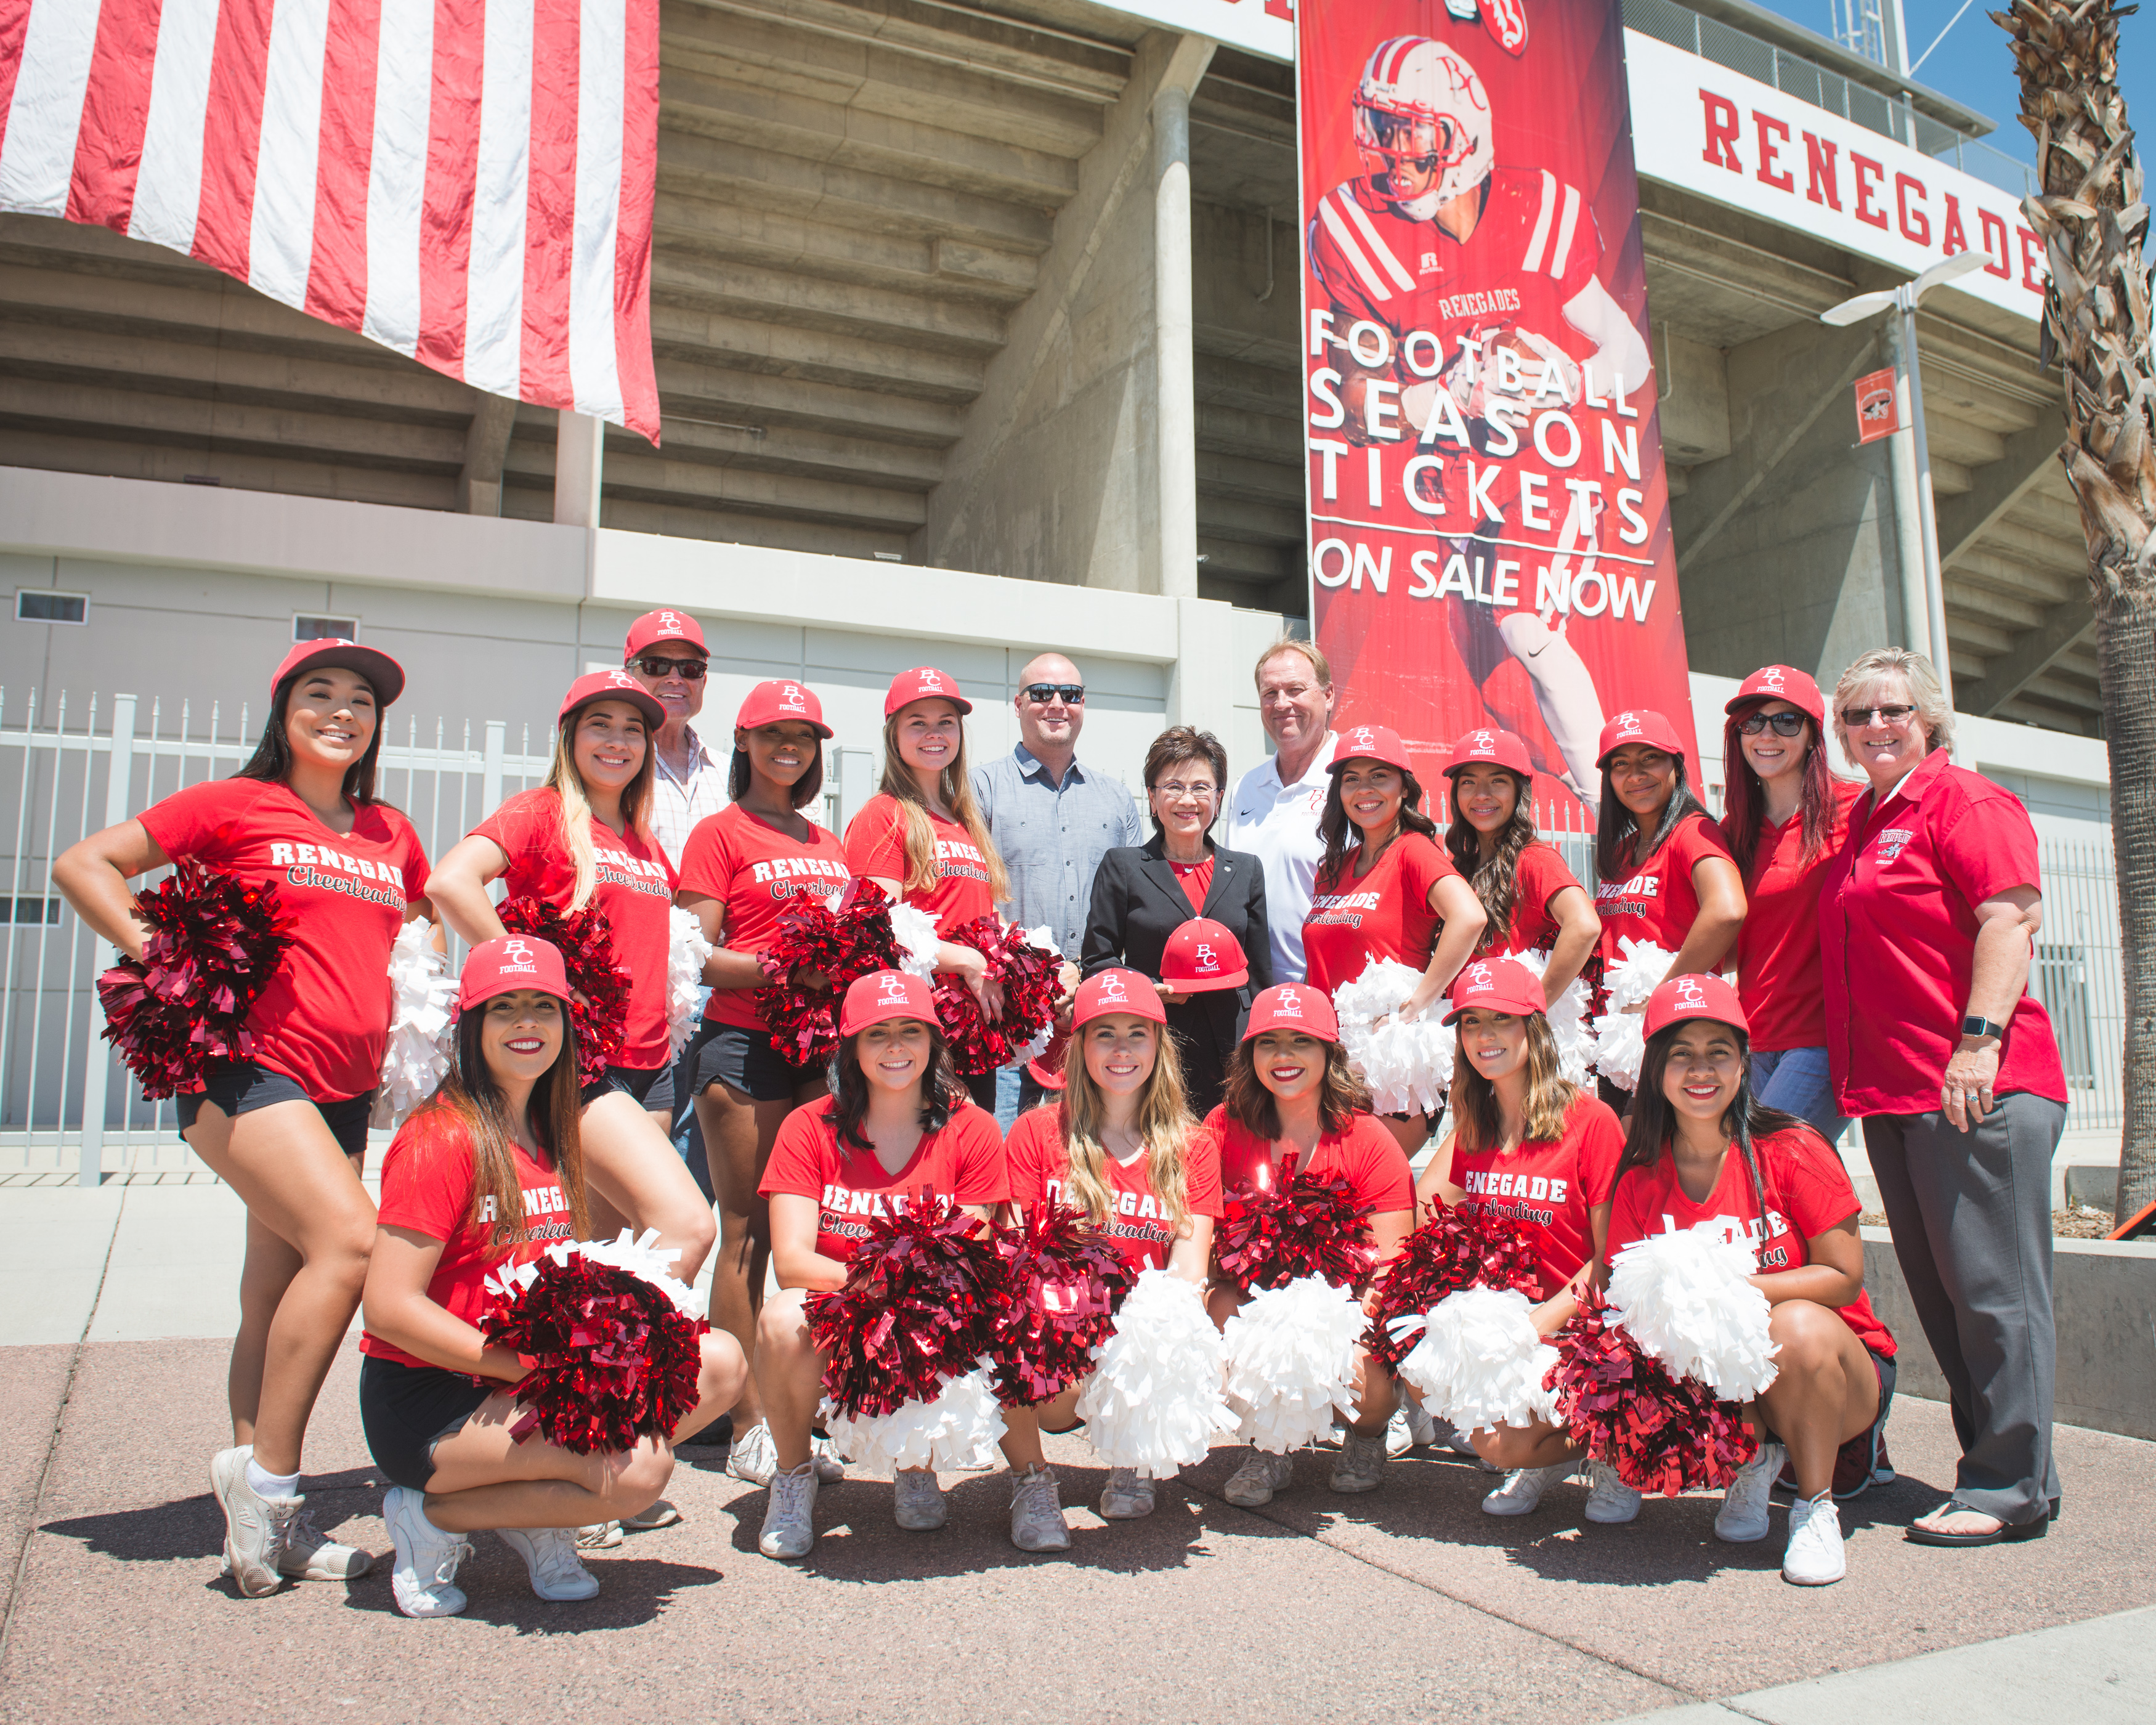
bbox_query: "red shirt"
[1170,855,1214,912]
[473,789,678,1068]
[1202,1105,1415,1217]
[362,1106,578,1371]
[1302,831,1460,997]
[1724,781,1860,1052]
[758,1095,1009,1264]
[677,803,851,1032]
[1479,841,1584,960]
[1004,1105,1225,1272]
[843,794,995,935]
[1608,1125,1895,1358]
[1820,751,2067,1114]
[1595,812,1734,968]
[138,778,430,1101]
[1444,1093,1623,1300]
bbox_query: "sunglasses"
[630,654,707,680]
[1021,683,1085,704]
[1738,711,1808,737]
[1839,704,1918,728]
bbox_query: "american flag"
[0,0,661,442]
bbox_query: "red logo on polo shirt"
[1876,827,1915,863]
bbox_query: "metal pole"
[1901,287,1955,708]
[78,692,136,1187]
[1883,314,1932,662]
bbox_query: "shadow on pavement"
[40,1466,387,1564]
[339,1550,724,1631]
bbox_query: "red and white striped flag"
[0,0,661,443]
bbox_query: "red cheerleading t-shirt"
[1004,1105,1225,1272]
[1607,1124,1894,1357]
[759,1095,1009,1264]
[678,803,852,1032]
[1724,781,1859,1052]
[473,789,678,1069]
[1202,1105,1416,1217]
[843,793,995,935]
[1443,1093,1624,1299]
[1595,811,1734,969]
[138,778,430,1101]
[1820,750,2067,1116]
[362,1106,579,1371]
[1479,840,1584,960]
[1302,831,1460,997]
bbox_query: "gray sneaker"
[1481,1463,1571,1516]
[496,1527,601,1600]
[1099,1467,1156,1519]
[1584,1459,1643,1525]
[382,1485,471,1618]
[218,1506,371,1581]
[728,1421,779,1487]
[1223,1448,1295,1507]
[759,1461,819,1560]
[208,1447,300,1598]
[811,1433,846,1484]
[1330,1426,1388,1494]
[1716,1440,1786,1544]
[1008,1464,1072,1552]
[574,1521,622,1549]
[893,1467,947,1531]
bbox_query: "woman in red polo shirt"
[1820,647,2065,1549]
[360,937,747,1618]
[1719,667,1862,1142]
[1302,723,1487,1155]
[1441,728,1600,1002]
[1003,968,1221,1520]
[1605,975,1897,1587]
[844,667,1011,1110]
[753,971,1011,1561]
[1200,984,1416,1507]
[55,637,431,1599]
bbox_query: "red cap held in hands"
[1444,728,1533,779]
[1443,956,1549,1025]
[1595,708,1688,768]
[1072,968,1167,1029]
[1725,664,1825,726]
[736,678,834,738]
[884,667,972,718]
[460,935,571,1011]
[1329,722,1414,776]
[559,668,666,731]
[839,968,939,1035]
[623,609,707,660]
[270,638,406,707]
[1241,983,1340,1044]
[1162,918,1248,992]
[1642,973,1749,1041]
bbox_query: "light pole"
[1821,248,1986,708]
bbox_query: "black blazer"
[1080,834,1271,1117]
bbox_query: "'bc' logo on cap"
[1676,976,1708,1009]
[876,973,911,1003]
[1615,711,1644,736]
[1100,973,1130,1002]
[1195,943,1218,969]
[1759,667,1787,692]
[780,683,805,709]
[1276,988,1303,1017]
[1463,960,1494,992]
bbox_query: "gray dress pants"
[1863,1090,2066,1525]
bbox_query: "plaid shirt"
[971,745,1142,959]
[647,722,729,869]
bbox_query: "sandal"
[1905,1498,2048,1546]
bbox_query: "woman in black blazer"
[1082,726,1270,1116]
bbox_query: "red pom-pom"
[96,861,296,1100]
[755,879,903,1066]
[930,917,1059,1076]
[1215,1151,1376,1292]
[1547,1300,1757,1495]
[988,1197,1137,1404]
[809,1190,1003,1419]
[496,896,627,1087]
[1364,1201,1542,1369]
[481,1252,706,1455]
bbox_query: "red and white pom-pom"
[667,907,714,1061]
[1221,1273,1367,1454]
[1589,938,1674,1091]
[1390,1286,1558,1435]
[373,919,455,1127]
[1332,956,1453,1114]
[1605,1227,1780,1401]
[1509,949,1597,1087]
[497,896,628,1086]
[890,901,942,980]
[1074,1268,1234,1474]
[1549,1302,1757,1494]
[819,1363,1007,1474]
[755,879,903,1065]
[931,917,1060,1075]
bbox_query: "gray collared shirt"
[971,744,1142,958]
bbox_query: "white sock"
[246,1458,301,1500]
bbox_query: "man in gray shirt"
[972,652,1143,1119]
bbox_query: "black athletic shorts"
[176,1061,372,1159]
[582,1062,676,1112]
[683,1019,827,1104]
[359,1354,496,1491]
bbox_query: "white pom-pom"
[1221,1274,1367,1454]
[1333,956,1453,1115]
[1509,949,1597,1087]
[1075,1270,1235,1472]
[666,907,714,1060]
[1589,938,1674,1091]
[1390,1286,1558,1435]
[819,1363,1007,1474]
[888,902,944,980]
[1606,1227,1780,1400]
[373,920,455,1127]
[485,1227,707,1321]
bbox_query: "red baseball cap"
[559,668,665,731]
[1241,983,1340,1044]
[270,638,406,707]
[1596,708,1688,768]
[1444,728,1533,779]
[884,666,972,718]
[1026,1028,1069,1092]
[1162,918,1248,992]
[737,678,833,739]
[1724,665,1825,726]
[838,968,939,1035]
[1642,973,1749,1041]
[1072,968,1167,1029]
[1329,721,1414,776]
[623,609,708,661]
[460,933,571,1011]
[1442,956,1548,1025]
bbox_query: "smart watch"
[1961,1015,2004,1040]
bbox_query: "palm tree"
[1996,0,2154,1216]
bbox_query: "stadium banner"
[1299,1,1694,821]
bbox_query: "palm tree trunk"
[2000,0,2156,1217]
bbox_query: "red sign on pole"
[1854,368,1900,444]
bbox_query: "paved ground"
[1,1181,2151,1724]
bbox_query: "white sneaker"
[1405,1399,1440,1448]
[728,1421,779,1487]
[619,1499,679,1533]
[1716,1440,1786,1544]
[219,1506,371,1581]
[208,1447,300,1598]
[1223,1449,1295,1507]
[1330,1427,1388,1493]
[1584,1459,1643,1525]
[1385,1402,1416,1457]
[811,1433,846,1484]
[1482,1463,1571,1517]
[1008,1464,1072,1552]
[893,1467,947,1531]
[1782,1491,1846,1585]
[760,1461,819,1560]
[496,1527,601,1601]
[382,1485,471,1618]
[1100,1467,1156,1519]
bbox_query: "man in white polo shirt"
[1228,636,1339,984]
